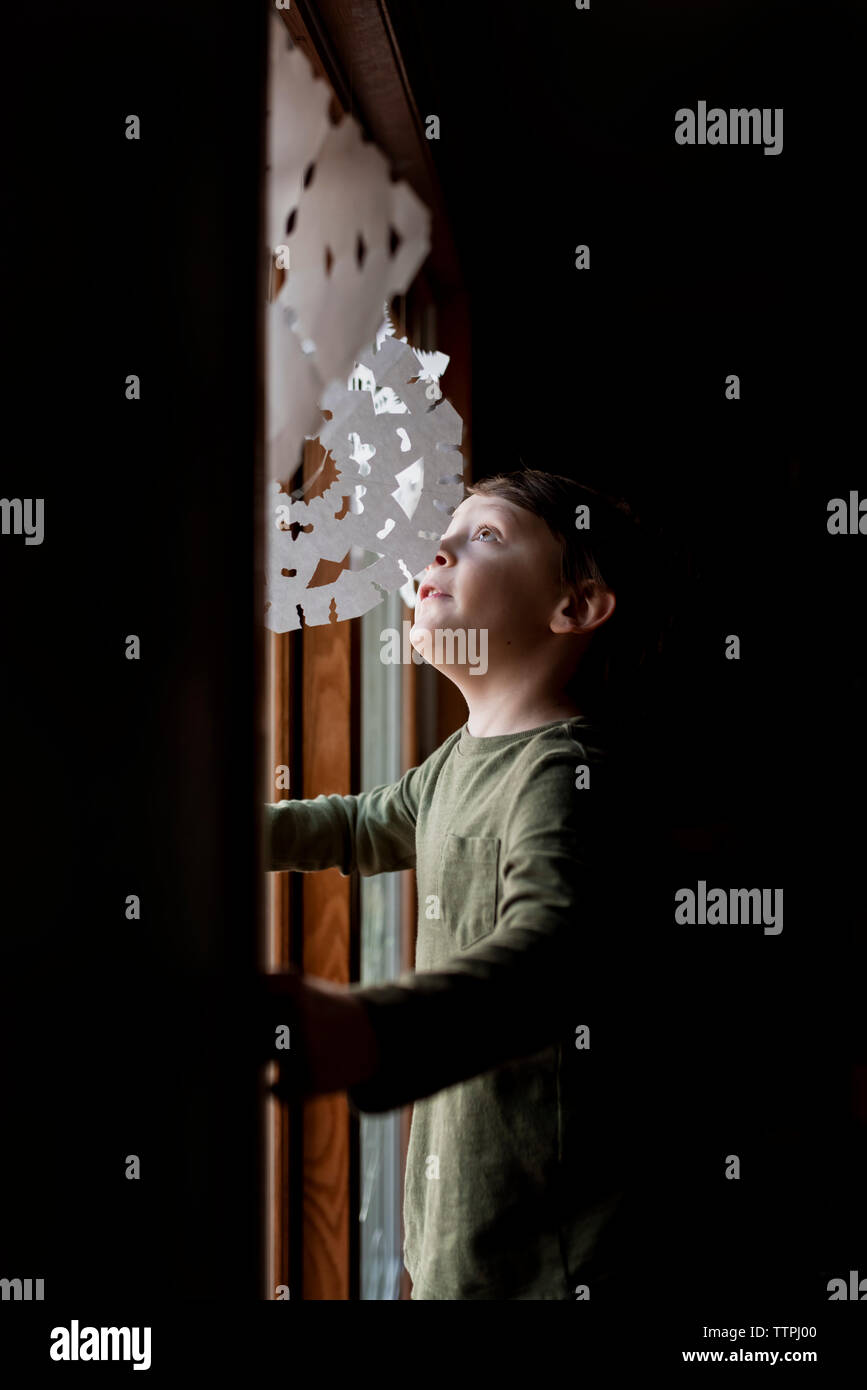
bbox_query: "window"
[358,583,408,1299]
[263,4,471,1301]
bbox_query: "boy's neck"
[464,692,586,738]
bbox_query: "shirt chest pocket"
[437,833,501,950]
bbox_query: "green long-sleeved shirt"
[263,715,635,1300]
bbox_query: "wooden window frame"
[265,1,472,1300]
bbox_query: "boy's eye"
[471,524,498,542]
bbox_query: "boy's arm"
[262,761,422,876]
[344,748,621,1114]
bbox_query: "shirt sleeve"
[262,761,422,877]
[346,739,620,1114]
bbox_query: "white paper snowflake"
[266,14,432,485]
[264,328,465,632]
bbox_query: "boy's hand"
[259,969,380,1100]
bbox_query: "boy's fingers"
[257,969,316,1097]
[257,970,360,1097]
[253,968,306,1063]
[267,1069,297,1102]
[268,1051,316,1102]
[257,966,304,1000]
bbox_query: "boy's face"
[411,493,566,671]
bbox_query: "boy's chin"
[410,608,469,633]
[409,617,446,642]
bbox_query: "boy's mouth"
[418,582,452,603]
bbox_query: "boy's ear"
[550,583,616,636]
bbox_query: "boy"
[261,467,658,1300]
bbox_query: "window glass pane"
[358,581,405,1299]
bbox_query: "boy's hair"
[465,466,664,718]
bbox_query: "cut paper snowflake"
[264,328,465,633]
[266,13,432,485]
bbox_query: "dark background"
[0,0,269,1350]
[0,0,864,1364]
